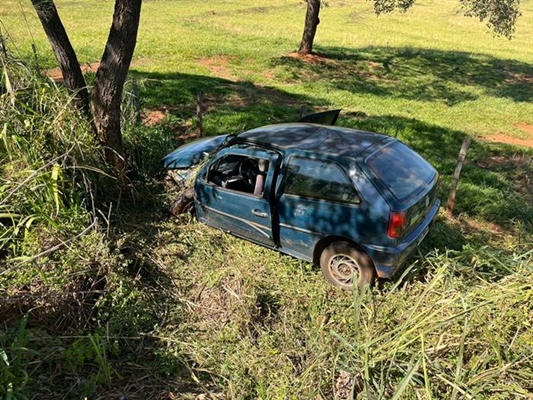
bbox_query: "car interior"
[208,155,269,196]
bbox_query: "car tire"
[320,242,375,291]
[170,188,195,217]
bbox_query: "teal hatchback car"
[164,118,440,290]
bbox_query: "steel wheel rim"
[329,254,359,285]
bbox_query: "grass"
[1,0,533,398]
[2,0,533,137]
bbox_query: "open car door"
[298,109,341,126]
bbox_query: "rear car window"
[284,157,361,204]
[366,141,436,200]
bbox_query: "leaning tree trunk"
[30,0,90,116]
[298,0,321,55]
[92,0,142,183]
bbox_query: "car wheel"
[170,188,195,217]
[320,242,375,291]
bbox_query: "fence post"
[196,91,204,137]
[300,104,308,119]
[446,136,471,217]
[132,79,141,125]
[31,43,40,72]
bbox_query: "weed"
[0,315,31,400]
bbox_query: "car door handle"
[252,209,268,218]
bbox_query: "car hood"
[162,134,229,169]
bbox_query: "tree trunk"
[92,0,142,183]
[31,0,90,116]
[298,0,321,55]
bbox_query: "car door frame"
[273,153,367,261]
[194,147,281,248]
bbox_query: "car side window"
[284,157,361,204]
[208,154,270,196]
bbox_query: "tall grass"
[0,47,185,399]
[334,248,533,399]
[0,47,113,398]
[144,222,532,399]
[0,50,104,260]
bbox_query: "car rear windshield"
[366,141,435,200]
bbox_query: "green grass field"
[3,0,533,138]
[1,0,533,398]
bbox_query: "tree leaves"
[371,0,522,39]
[370,0,417,14]
[459,0,522,39]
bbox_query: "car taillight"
[388,211,407,239]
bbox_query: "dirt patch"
[516,123,533,135]
[476,153,532,172]
[142,108,200,140]
[199,55,238,81]
[286,52,339,65]
[42,62,100,81]
[143,109,166,126]
[334,370,355,400]
[284,52,389,83]
[462,217,509,236]
[505,69,533,85]
[262,70,276,80]
[485,124,533,148]
[485,133,533,149]
[477,154,519,169]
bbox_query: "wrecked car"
[163,113,440,290]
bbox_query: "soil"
[42,62,100,81]
[485,124,533,149]
[286,51,336,65]
[516,123,533,135]
[285,52,390,82]
[504,69,533,85]
[143,109,166,125]
[198,55,238,81]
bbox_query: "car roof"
[236,123,391,157]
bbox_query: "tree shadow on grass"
[128,70,329,140]
[271,45,533,105]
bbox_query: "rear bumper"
[363,199,440,278]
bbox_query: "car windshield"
[366,141,435,200]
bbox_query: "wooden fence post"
[31,43,40,72]
[196,91,204,137]
[132,79,141,125]
[446,136,471,217]
[300,104,308,119]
